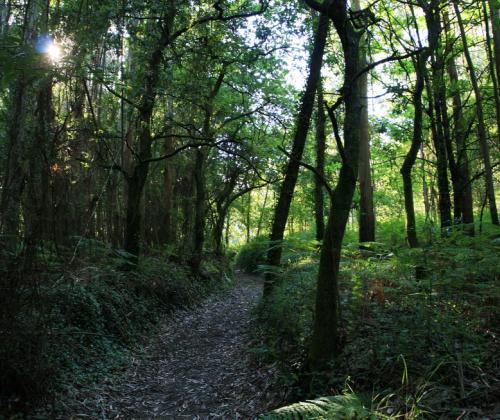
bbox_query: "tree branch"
[302,0,329,14]
[324,101,347,164]
[278,146,334,198]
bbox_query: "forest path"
[68,272,277,419]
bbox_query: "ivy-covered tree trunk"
[264,13,329,295]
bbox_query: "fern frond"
[261,393,378,420]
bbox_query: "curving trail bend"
[66,272,278,419]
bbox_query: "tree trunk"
[314,82,326,242]
[427,57,453,230]
[421,146,430,221]
[213,203,228,256]
[192,147,206,272]
[483,0,500,147]
[256,184,269,238]
[401,57,425,248]
[0,0,39,251]
[23,75,54,269]
[454,0,499,225]
[264,13,329,295]
[488,0,500,88]
[0,79,28,249]
[124,165,149,263]
[306,0,362,372]
[161,136,176,245]
[246,192,251,244]
[400,2,440,247]
[445,25,474,232]
[353,0,375,244]
[122,8,177,263]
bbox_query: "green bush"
[256,229,500,418]
[235,236,271,273]
[236,233,319,274]
[0,252,230,413]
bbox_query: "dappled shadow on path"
[67,272,278,419]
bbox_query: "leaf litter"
[63,272,280,419]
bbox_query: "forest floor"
[61,271,279,419]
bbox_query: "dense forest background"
[0,0,499,418]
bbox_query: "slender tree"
[314,81,326,242]
[400,0,441,247]
[264,12,329,295]
[353,0,376,243]
[303,0,365,371]
[454,0,499,225]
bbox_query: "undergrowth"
[0,240,232,416]
[247,222,500,418]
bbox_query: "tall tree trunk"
[353,0,375,244]
[400,1,440,247]
[314,82,326,242]
[264,13,329,295]
[401,56,426,247]
[245,191,252,243]
[123,7,177,263]
[304,0,363,372]
[256,184,269,238]
[427,56,453,230]
[161,136,175,245]
[483,0,500,147]
[421,146,431,221]
[192,147,206,272]
[488,0,500,87]
[0,0,39,251]
[124,164,149,262]
[213,205,227,256]
[445,26,474,232]
[23,75,54,269]
[454,1,499,225]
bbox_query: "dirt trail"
[66,272,278,419]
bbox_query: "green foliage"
[255,226,500,418]
[236,233,319,274]
[262,393,377,419]
[0,251,231,412]
[236,236,271,273]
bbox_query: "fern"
[261,394,379,419]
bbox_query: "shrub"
[235,236,271,273]
[255,229,500,418]
[0,252,230,415]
